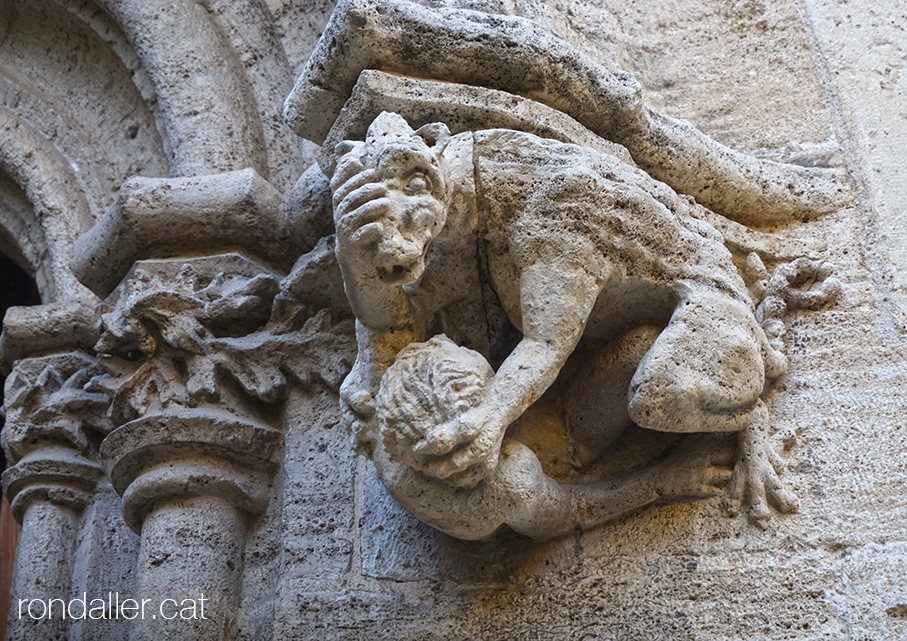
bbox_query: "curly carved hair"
[376,335,493,470]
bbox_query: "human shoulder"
[494,440,549,495]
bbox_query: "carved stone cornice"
[70,168,307,298]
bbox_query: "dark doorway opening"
[0,256,41,313]
[0,254,39,636]
[0,253,41,469]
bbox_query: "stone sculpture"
[280,0,848,539]
[328,110,840,537]
[7,0,905,635]
[71,169,353,641]
[0,302,111,641]
[373,334,733,541]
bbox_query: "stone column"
[90,253,286,641]
[0,303,110,641]
[70,168,351,641]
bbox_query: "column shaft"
[5,502,78,641]
[131,496,244,641]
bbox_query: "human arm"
[421,259,603,479]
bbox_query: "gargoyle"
[332,111,840,531]
[284,0,847,534]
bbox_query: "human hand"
[656,434,735,500]
[416,406,502,485]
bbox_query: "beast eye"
[403,173,432,195]
[106,346,144,363]
[120,349,145,363]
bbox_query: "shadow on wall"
[0,254,39,639]
[0,256,40,314]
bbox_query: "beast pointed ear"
[414,122,450,152]
[334,141,356,156]
[330,140,366,181]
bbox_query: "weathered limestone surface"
[796,0,907,324]
[1,0,907,639]
[0,303,114,641]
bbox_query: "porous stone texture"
[326,107,843,538]
[134,496,245,641]
[1,0,907,640]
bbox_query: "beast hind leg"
[627,292,771,434]
[724,400,798,527]
[626,289,796,525]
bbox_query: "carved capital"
[91,249,353,530]
[0,303,111,521]
[93,255,283,423]
[68,164,356,640]
[89,254,279,529]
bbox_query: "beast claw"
[725,401,798,526]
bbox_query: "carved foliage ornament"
[4,354,110,456]
[2,352,111,518]
[92,260,354,425]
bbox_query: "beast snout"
[376,234,426,284]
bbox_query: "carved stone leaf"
[201,273,281,336]
[208,310,355,403]
[150,359,191,409]
[109,363,154,423]
[268,235,351,333]
[3,371,33,412]
[153,311,208,356]
[186,354,220,403]
[207,345,288,405]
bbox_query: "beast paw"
[723,400,798,528]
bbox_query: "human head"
[376,335,495,488]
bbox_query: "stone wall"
[1,0,906,639]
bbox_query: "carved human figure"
[334,111,828,527]
[373,335,731,541]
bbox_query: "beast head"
[331,112,451,286]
